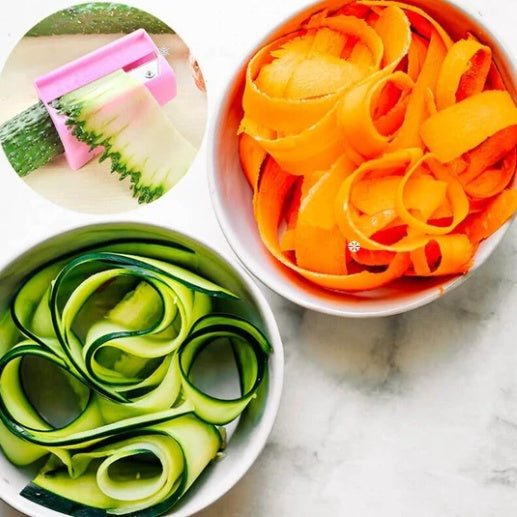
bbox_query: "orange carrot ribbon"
[238,1,517,292]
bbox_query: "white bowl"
[0,222,284,517]
[209,0,517,317]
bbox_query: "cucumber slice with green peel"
[24,415,222,516]
[26,3,175,37]
[179,314,272,425]
[53,69,197,203]
[0,240,271,515]
[0,310,22,357]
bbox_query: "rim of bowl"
[0,221,284,517]
[208,0,517,318]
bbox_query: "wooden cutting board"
[0,33,207,214]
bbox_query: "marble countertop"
[0,0,516,515]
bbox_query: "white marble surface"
[0,0,516,515]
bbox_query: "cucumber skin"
[26,3,174,36]
[0,102,63,176]
[21,484,109,517]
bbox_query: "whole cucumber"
[26,2,174,36]
[0,103,63,176]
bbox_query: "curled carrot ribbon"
[238,0,517,292]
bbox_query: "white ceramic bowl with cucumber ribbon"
[0,222,284,517]
[209,0,517,317]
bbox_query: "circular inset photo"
[0,3,207,213]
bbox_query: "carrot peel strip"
[395,155,469,235]
[340,71,414,158]
[420,90,517,162]
[255,158,411,291]
[409,235,473,276]
[460,189,517,245]
[436,39,492,110]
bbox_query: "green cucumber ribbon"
[0,241,271,515]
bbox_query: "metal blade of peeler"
[127,58,160,82]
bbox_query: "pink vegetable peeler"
[34,29,176,170]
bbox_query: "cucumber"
[23,415,222,516]
[179,314,271,425]
[54,69,197,203]
[0,310,21,357]
[0,102,63,176]
[26,3,174,36]
[0,71,198,201]
[0,240,271,516]
[107,281,165,330]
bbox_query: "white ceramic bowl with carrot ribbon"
[209,0,517,317]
